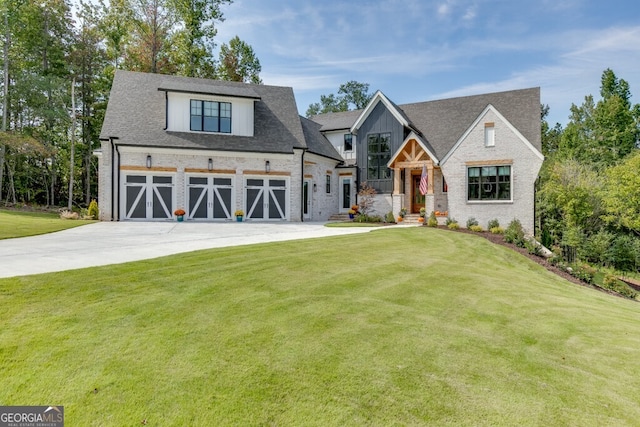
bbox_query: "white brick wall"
[441,108,543,233]
[98,145,308,221]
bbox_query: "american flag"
[419,165,428,195]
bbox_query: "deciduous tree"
[216,36,261,84]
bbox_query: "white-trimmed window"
[484,123,495,147]
[344,134,353,151]
[468,165,511,201]
[190,100,232,133]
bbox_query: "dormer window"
[190,100,232,133]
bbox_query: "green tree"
[338,81,372,109]
[71,0,108,204]
[169,0,232,78]
[602,151,640,236]
[216,36,261,83]
[125,0,174,74]
[537,159,605,244]
[541,104,563,156]
[557,69,639,167]
[306,80,373,117]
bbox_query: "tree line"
[538,69,640,272]
[0,0,261,208]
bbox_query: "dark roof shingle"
[100,70,307,154]
[311,87,541,160]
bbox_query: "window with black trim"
[190,100,232,133]
[344,134,353,151]
[367,133,391,180]
[326,174,331,193]
[467,165,511,200]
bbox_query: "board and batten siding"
[356,101,404,194]
[323,130,356,163]
[166,92,255,137]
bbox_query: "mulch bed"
[439,226,631,300]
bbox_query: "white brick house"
[98,71,349,222]
[98,70,542,232]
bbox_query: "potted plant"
[398,207,407,222]
[348,209,356,219]
[234,209,244,222]
[174,208,186,222]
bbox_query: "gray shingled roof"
[310,109,362,132]
[100,70,307,154]
[311,87,541,160]
[299,117,343,162]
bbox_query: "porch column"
[393,167,401,195]
[427,165,434,194]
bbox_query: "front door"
[340,177,351,212]
[412,174,425,214]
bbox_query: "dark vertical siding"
[356,102,404,194]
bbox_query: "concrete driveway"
[0,221,386,278]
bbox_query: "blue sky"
[216,0,640,126]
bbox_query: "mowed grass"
[0,209,92,239]
[1,228,640,426]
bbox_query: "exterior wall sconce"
[313,183,317,192]
[265,160,270,173]
[208,158,213,171]
[146,155,152,168]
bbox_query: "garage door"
[122,174,174,220]
[187,175,234,220]
[245,178,288,220]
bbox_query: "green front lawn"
[1,228,639,425]
[0,209,93,239]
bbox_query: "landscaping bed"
[445,226,636,300]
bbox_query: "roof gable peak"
[350,90,410,133]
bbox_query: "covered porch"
[387,135,448,217]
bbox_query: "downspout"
[163,91,168,130]
[300,148,306,222]
[109,138,115,221]
[114,142,121,221]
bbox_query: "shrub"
[445,217,456,226]
[490,226,504,234]
[540,227,554,249]
[571,263,596,284]
[447,221,460,230]
[357,182,377,216]
[469,225,483,232]
[385,211,396,223]
[504,219,526,247]
[87,199,99,219]
[487,218,500,230]
[466,217,478,228]
[602,274,638,299]
[355,214,382,223]
[427,211,438,227]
